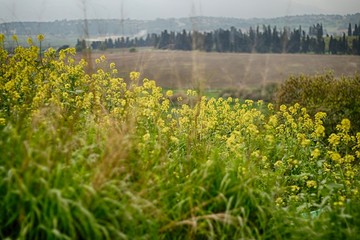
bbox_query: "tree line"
[77,23,360,55]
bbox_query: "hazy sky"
[0,0,359,22]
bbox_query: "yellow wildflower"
[12,35,18,42]
[275,197,284,207]
[37,34,45,42]
[336,118,351,133]
[186,89,197,96]
[267,103,274,111]
[315,112,327,123]
[279,104,287,112]
[313,125,325,138]
[306,180,317,188]
[170,136,179,144]
[143,133,151,142]
[245,99,253,106]
[311,148,321,159]
[345,169,355,179]
[274,160,283,168]
[100,55,106,62]
[265,134,274,144]
[344,154,355,163]
[290,185,300,192]
[328,151,343,164]
[27,37,33,46]
[130,71,140,81]
[109,62,116,69]
[328,133,341,146]
[166,90,173,97]
[0,118,6,126]
[352,189,359,196]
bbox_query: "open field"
[83,49,360,90]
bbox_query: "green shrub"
[276,72,360,133]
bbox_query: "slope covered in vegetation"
[1,35,360,239]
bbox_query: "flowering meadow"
[1,35,360,239]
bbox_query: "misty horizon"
[0,0,359,23]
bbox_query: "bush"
[276,72,360,133]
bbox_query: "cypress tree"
[354,24,359,36]
[348,23,352,36]
[272,26,282,53]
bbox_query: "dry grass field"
[83,49,360,90]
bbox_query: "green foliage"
[276,72,360,133]
[1,35,360,239]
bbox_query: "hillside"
[1,13,359,48]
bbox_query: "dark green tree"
[75,39,86,52]
[281,28,289,53]
[329,36,337,54]
[271,26,282,53]
[288,28,301,53]
[354,24,359,36]
[348,23,353,36]
[203,32,214,52]
[158,30,170,49]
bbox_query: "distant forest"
[81,23,360,55]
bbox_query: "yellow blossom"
[12,35,18,42]
[344,154,355,163]
[100,55,106,62]
[345,169,355,179]
[328,133,341,146]
[313,125,325,138]
[290,185,300,192]
[274,160,283,168]
[245,99,253,106]
[279,104,287,112]
[352,189,359,196]
[186,89,197,96]
[166,90,173,97]
[311,148,321,159]
[27,38,33,46]
[337,118,351,133]
[37,34,45,42]
[275,197,284,206]
[143,133,151,142]
[328,151,343,164]
[267,103,274,111]
[130,71,140,81]
[306,180,317,188]
[315,112,327,123]
[170,136,179,144]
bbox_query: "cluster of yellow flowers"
[1,35,360,209]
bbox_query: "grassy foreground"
[1,36,360,239]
